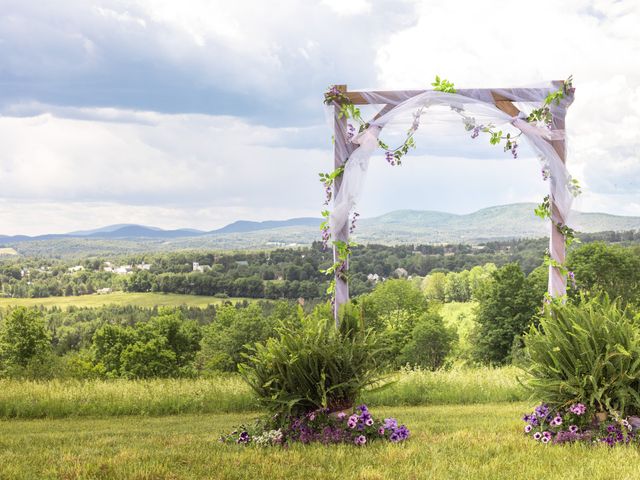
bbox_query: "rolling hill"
[1,203,639,257]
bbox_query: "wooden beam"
[491,92,520,117]
[332,84,351,324]
[342,85,563,105]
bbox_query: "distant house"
[192,262,211,273]
[235,260,249,267]
[114,265,133,275]
[97,288,112,295]
[367,273,381,283]
[68,265,84,272]
[136,263,152,270]
[393,268,408,279]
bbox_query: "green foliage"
[471,263,546,365]
[238,310,388,416]
[91,309,202,378]
[363,279,428,331]
[197,303,284,373]
[524,296,640,415]
[400,311,457,370]
[422,272,446,302]
[0,307,51,376]
[431,75,456,93]
[567,242,640,306]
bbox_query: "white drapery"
[328,84,574,300]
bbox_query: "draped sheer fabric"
[327,84,573,299]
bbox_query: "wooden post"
[333,85,351,324]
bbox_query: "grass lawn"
[0,292,251,310]
[2,403,638,480]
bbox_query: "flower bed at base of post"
[220,404,410,447]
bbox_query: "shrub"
[399,311,457,370]
[472,263,545,365]
[0,307,51,377]
[238,310,388,416]
[524,295,640,415]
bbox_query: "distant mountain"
[209,218,321,234]
[1,204,639,256]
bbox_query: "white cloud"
[0,0,638,235]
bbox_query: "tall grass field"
[0,367,525,419]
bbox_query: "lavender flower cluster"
[522,403,639,447]
[221,404,409,448]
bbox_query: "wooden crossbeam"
[342,85,562,106]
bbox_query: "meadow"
[0,292,249,310]
[3,403,639,480]
[0,367,524,419]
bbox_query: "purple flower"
[385,151,396,166]
[337,412,346,421]
[535,404,549,418]
[365,418,374,427]
[569,425,579,433]
[541,436,550,444]
[354,435,367,446]
[524,425,532,433]
[551,416,563,426]
[533,432,542,441]
[569,403,586,416]
[347,415,358,429]
[378,427,385,435]
[237,431,250,444]
[384,418,398,429]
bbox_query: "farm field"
[0,292,251,310]
[2,403,639,480]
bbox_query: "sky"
[0,0,638,235]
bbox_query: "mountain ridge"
[1,203,639,246]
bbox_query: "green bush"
[238,310,388,416]
[524,295,640,415]
[400,311,457,370]
[0,307,51,378]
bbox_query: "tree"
[444,271,470,302]
[363,279,428,330]
[0,307,51,371]
[422,272,446,302]
[567,243,640,306]
[198,303,277,372]
[400,310,457,370]
[471,263,544,365]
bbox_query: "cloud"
[0,0,416,125]
[0,0,638,235]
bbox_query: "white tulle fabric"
[327,84,573,299]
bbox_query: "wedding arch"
[320,78,577,322]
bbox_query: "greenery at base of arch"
[321,76,580,299]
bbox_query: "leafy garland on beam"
[320,76,579,300]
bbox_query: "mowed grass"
[0,367,526,419]
[2,403,639,480]
[0,292,251,309]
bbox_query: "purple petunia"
[354,435,367,446]
[569,425,579,434]
[347,415,358,429]
[569,403,586,416]
[533,432,542,441]
[524,425,532,433]
[384,418,398,429]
